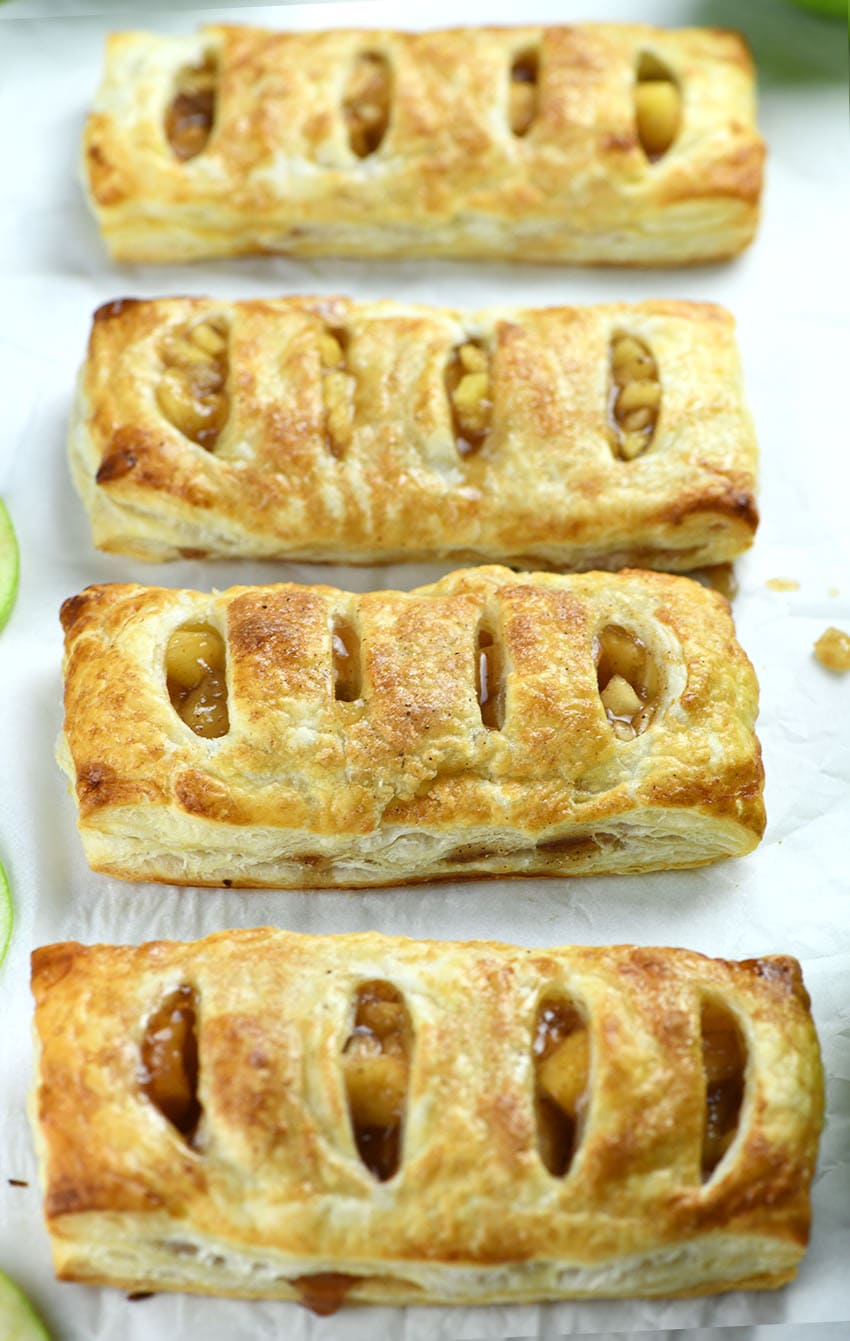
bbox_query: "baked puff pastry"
[57,567,764,888]
[30,929,824,1307]
[82,24,764,265]
[72,296,758,570]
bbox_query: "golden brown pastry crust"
[30,930,824,1305]
[57,567,765,888]
[82,25,764,265]
[72,296,758,570]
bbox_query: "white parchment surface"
[0,1,848,1337]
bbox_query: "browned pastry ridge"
[72,296,758,570]
[56,567,765,889]
[30,930,824,1307]
[82,24,765,265]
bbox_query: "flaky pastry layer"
[82,25,764,266]
[30,931,823,1308]
[72,296,758,570]
[57,567,764,889]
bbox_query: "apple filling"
[533,998,589,1176]
[157,317,229,450]
[476,623,505,730]
[701,1002,745,1180]
[319,328,355,458]
[166,623,229,739]
[595,624,658,741]
[344,52,391,157]
[446,340,492,457]
[332,616,362,702]
[608,331,661,461]
[342,981,411,1181]
[293,1273,360,1317]
[140,985,201,1143]
[509,49,539,137]
[635,52,681,162]
[165,55,217,161]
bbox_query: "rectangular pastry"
[83,24,764,265]
[57,567,765,888]
[30,929,824,1307]
[72,296,758,570]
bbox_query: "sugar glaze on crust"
[72,297,758,570]
[82,24,764,266]
[30,930,823,1307]
[57,567,764,889]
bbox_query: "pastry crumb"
[814,627,850,673]
[766,578,799,592]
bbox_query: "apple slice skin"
[0,499,19,635]
[0,860,10,969]
[0,1269,51,1340]
[787,0,846,15]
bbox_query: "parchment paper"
[0,1,848,1337]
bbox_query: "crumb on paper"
[766,577,800,592]
[814,627,850,673]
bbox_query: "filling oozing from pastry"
[292,1273,361,1317]
[509,49,539,137]
[595,624,658,741]
[157,316,230,450]
[701,1001,746,1181]
[635,52,682,162]
[165,55,217,161]
[139,985,202,1144]
[445,340,492,457]
[533,997,590,1177]
[166,623,230,739]
[476,622,505,730]
[332,617,362,702]
[342,980,411,1182]
[319,327,355,458]
[344,52,392,157]
[608,331,661,461]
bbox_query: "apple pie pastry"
[57,566,764,888]
[30,929,824,1307]
[83,24,764,265]
[72,296,758,570]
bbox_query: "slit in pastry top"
[608,331,661,461]
[332,615,362,702]
[342,980,412,1181]
[533,996,590,1176]
[166,622,230,738]
[156,316,230,450]
[139,984,202,1145]
[319,326,355,458]
[635,51,682,162]
[701,999,746,1181]
[475,619,505,730]
[445,338,492,457]
[595,624,659,741]
[165,54,217,161]
[509,48,539,137]
[344,52,392,157]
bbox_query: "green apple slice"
[0,1270,51,1340]
[0,500,19,634]
[0,861,11,968]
